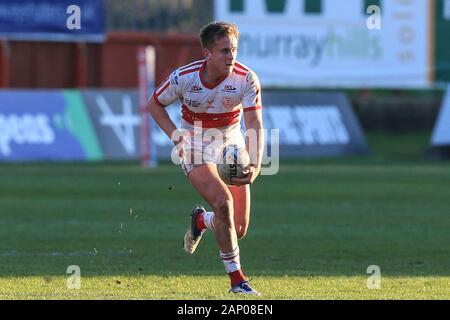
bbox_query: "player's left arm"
[245,108,265,182]
[232,71,265,186]
[231,109,264,185]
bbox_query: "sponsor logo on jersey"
[183,98,201,108]
[191,85,203,92]
[206,98,215,109]
[170,75,179,85]
[223,85,237,92]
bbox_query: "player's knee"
[212,198,233,220]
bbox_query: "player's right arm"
[147,97,178,142]
[147,70,187,155]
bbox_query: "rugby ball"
[217,145,250,185]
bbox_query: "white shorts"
[179,120,245,176]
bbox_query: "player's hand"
[172,129,191,159]
[231,165,260,186]
[175,137,187,158]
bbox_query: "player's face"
[206,35,238,76]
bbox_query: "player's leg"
[186,163,259,295]
[189,182,250,242]
[228,184,250,239]
[187,163,237,254]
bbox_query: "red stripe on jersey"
[234,62,249,72]
[179,60,205,71]
[152,92,166,107]
[233,69,247,76]
[243,106,262,112]
[179,67,201,77]
[155,76,169,88]
[181,105,241,128]
[155,80,170,97]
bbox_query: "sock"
[203,211,215,231]
[220,246,246,286]
[196,211,215,231]
[229,269,246,287]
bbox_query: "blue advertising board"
[0,90,147,162]
[0,0,105,42]
[0,90,102,161]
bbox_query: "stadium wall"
[0,31,202,89]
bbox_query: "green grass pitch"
[1,132,450,299]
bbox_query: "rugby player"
[148,21,264,295]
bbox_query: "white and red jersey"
[152,59,262,129]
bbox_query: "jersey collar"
[199,61,229,90]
